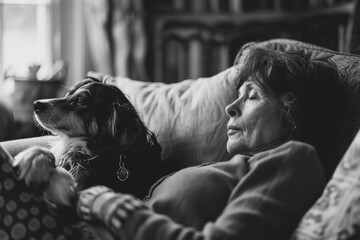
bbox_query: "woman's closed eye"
[247,90,259,100]
[237,82,263,101]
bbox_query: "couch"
[1,38,360,239]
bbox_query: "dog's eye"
[76,97,86,105]
[69,97,86,107]
[68,96,88,108]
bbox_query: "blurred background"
[0,0,359,140]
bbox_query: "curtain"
[83,0,148,81]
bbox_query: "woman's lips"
[227,125,241,136]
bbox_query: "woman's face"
[225,81,287,155]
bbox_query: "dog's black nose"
[33,100,47,113]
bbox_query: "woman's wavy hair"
[233,43,346,178]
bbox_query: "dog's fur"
[33,78,177,199]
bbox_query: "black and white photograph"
[0,0,359,239]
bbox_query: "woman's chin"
[226,140,248,156]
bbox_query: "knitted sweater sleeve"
[77,141,326,240]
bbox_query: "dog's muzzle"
[33,100,48,113]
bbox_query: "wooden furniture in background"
[148,0,357,83]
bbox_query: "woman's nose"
[225,99,241,117]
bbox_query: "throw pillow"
[291,129,360,240]
[0,144,82,240]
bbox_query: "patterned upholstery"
[291,129,360,240]
[0,144,83,240]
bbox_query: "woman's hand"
[77,186,115,221]
[77,186,148,236]
[45,167,77,206]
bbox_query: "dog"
[20,77,177,199]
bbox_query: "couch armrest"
[0,135,59,157]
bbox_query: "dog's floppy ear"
[108,102,121,137]
[107,102,144,149]
[107,102,134,137]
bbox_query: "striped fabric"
[77,185,148,234]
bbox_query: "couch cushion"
[98,68,237,166]
[1,136,59,157]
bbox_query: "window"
[0,0,60,82]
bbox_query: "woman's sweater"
[77,141,326,240]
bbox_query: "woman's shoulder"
[248,140,321,171]
[241,140,326,200]
[255,140,318,158]
[283,140,317,151]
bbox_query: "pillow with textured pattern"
[291,130,360,240]
[0,144,83,240]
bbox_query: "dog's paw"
[45,167,77,206]
[13,146,56,187]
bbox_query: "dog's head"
[35,79,131,139]
[35,78,156,148]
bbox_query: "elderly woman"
[76,44,344,240]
